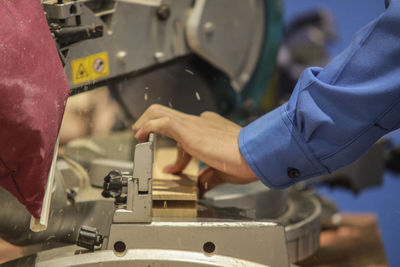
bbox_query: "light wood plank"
[153,200,197,217]
[152,147,199,217]
[152,147,199,201]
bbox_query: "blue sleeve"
[239,1,400,189]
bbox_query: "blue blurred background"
[283,1,400,265]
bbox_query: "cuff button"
[287,168,300,179]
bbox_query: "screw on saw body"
[156,4,170,21]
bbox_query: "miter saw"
[46,134,293,266]
[0,0,387,266]
[42,0,283,119]
[1,130,318,266]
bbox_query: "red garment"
[0,0,69,218]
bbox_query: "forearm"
[239,1,400,188]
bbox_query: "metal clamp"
[105,133,154,223]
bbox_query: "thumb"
[163,144,192,174]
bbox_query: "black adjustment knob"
[101,190,111,198]
[77,226,103,251]
[102,170,123,199]
[287,168,300,179]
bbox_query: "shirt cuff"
[239,104,329,189]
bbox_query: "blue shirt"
[239,1,400,189]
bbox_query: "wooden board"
[153,200,197,217]
[152,147,199,217]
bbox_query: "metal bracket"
[112,133,154,223]
[43,1,84,20]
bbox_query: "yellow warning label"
[71,51,109,85]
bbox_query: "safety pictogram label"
[71,51,109,85]
[76,64,89,80]
[93,58,105,73]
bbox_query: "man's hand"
[132,104,257,192]
[197,167,258,196]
